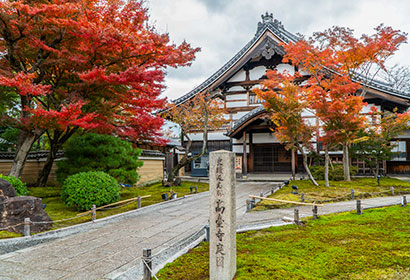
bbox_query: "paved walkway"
[0,182,406,280]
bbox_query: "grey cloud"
[197,0,232,12]
[149,0,410,100]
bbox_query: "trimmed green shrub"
[0,174,28,196]
[0,128,18,151]
[57,133,143,185]
[61,171,120,211]
[310,164,358,181]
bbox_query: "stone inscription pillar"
[209,150,236,280]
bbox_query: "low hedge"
[0,174,29,196]
[61,171,120,211]
[310,164,358,181]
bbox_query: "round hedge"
[61,171,120,211]
[0,174,28,196]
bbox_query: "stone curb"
[0,191,210,255]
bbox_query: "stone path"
[0,182,406,280]
[0,182,275,280]
[238,195,406,227]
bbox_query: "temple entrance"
[253,144,292,172]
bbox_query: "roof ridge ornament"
[257,12,285,34]
[262,12,273,23]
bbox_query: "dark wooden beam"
[291,149,296,180]
[243,130,247,176]
[226,106,262,113]
[225,79,265,89]
[249,132,253,173]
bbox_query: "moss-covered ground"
[254,177,410,210]
[157,206,410,280]
[0,181,208,239]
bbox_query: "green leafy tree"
[57,133,143,185]
[351,109,410,177]
[0,128,18,151]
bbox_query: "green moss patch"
[0,231,22,239]
[254,177,410,210]
[157,206,410,280]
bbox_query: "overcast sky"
[146,0,410,101]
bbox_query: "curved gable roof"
[172,12,410,107]
[172,13,297,106]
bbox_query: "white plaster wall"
[226,86,243,92]
[227,69,246,83]
[253,132,280,143]
[226,94,247,101]
[361,104,380,114]
[232,111,250,120]
[250,66,266,80]
[276,64,295,75]
[301,109,315,117]
[223,113,231,120]
[188,131,230,141]
[232,145,249,153]
[298,69,310,76]
[232,136,249,144]
[226,101,247,108]
[305,117,317,126]
[251,84,262,90]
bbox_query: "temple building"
[171,13,410,177]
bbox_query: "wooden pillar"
[291,149,296,181]
[243,130,247,177]
[249,132,253,173]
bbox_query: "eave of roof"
[226,105,266,137]
[353,73,410,101]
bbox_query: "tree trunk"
[36,128,77,187]
[324,145,329,187]
[298,144,319,186]
[343,142,351,181]
[375,159,379,178]
[37,144,59,187]
[166,113,209,186]
[166,155,190,184]
[9,131,38,178]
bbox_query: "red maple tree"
[283,25,406,182]
[255,71,319,186]
[0,0,199,186]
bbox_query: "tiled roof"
[172,12,410,106]
[226,106,266,136]
[0,149,164,160]
[0,138,11,145]
[140,149,165,157]
[352,72,410,99]
[0,151,64,160]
